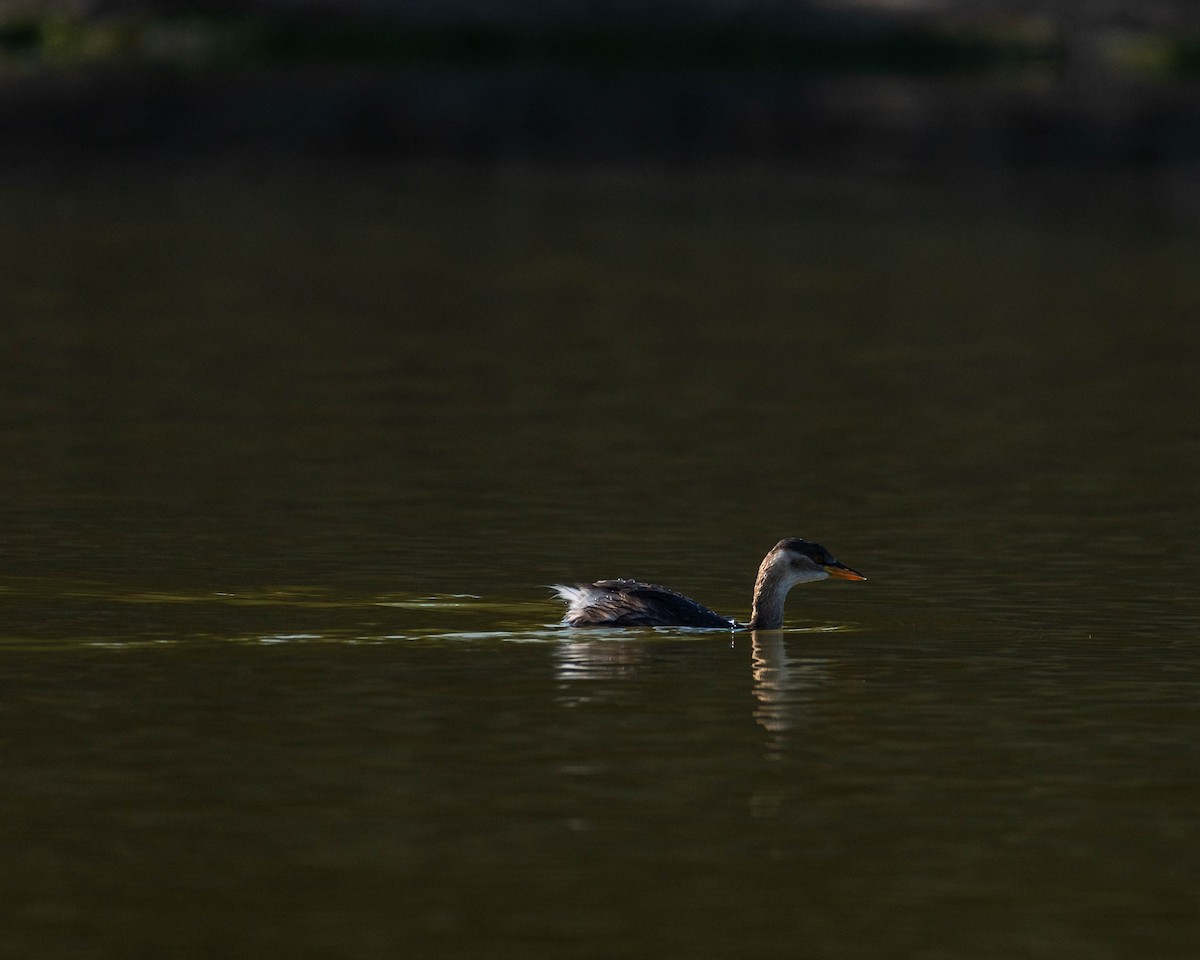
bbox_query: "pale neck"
[748,563,791,630]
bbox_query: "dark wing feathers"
[565,579,735,628]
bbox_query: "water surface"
[2,164,1198,958]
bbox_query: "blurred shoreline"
[3,10,1200,228]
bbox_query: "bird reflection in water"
[751,629,832,757]
[550,629,836,740]
[553,638,647,706]
[747,629,836,823]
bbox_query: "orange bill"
[824,564,867,581]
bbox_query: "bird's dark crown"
[775,538,832,565]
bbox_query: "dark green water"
[3,164,1199,958]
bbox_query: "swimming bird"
[553,538,865,629]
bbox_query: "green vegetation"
[3,10,1200,79]
[0,11,1080,75]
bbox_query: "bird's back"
[553,579,736,628]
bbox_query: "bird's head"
[771,538,867,585]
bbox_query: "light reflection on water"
[2,592,1198,957]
